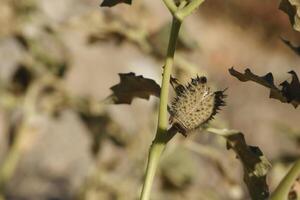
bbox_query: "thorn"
[199,76,207,83]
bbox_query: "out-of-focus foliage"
[160,146,197,188]
[148,22,198,58]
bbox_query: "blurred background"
[0,0,300,199]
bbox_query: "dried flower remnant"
[169,76,226,136]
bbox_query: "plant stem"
[158,18,181,131]
[270,159,300,200]
[162,0,177,14]
[139,142,165,200]
[0,122,27,194]
[139,17,181,200]
[175,0,205,21]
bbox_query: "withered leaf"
[206,128,271,200]
[281,38,300,56]
[107,72,160,104]
[281,71,300,105]
[279,0,300,32]
[226,133,271,200]
[100,0,132,7]
[229,68,300,108]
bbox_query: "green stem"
[139,142,165,200]
[175,0,205,21]
[0,122,27,194]
[158,18,181,131]
[162,0,178,14]
[270,159,300,200]
[139,17,181,200]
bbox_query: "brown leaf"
[281,38,300,56]
[281,71,300,104]
[207,128,271,200]
[229,67,300,108]
[100,0,132,7]
[107,72,160,104]
[279,0,300,32]
[226,133,271,200]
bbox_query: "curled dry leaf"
[229,68,300,108]
[107,72,161,104]
[281,38,300,56]
[207,128,271,200]
[279,0,300,32]
[100,0,132,7]
[226,133,271,200]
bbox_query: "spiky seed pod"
[169,76,226,136]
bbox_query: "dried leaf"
[100,0,132,7]
[229,68,300,108]
[279,0,300,32]
[207,128,271,200]
[281,38,300,56]
[226,133,271,200]
[107,72,160,104]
